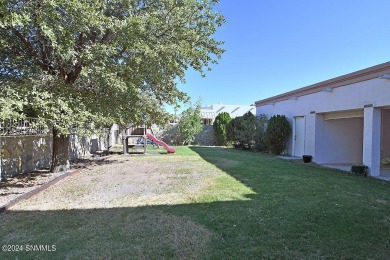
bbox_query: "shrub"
[228,112,267,151]
[213,112,232,146]
[255,114,268,151]
[227,117,238,145]
[264,115,291,154]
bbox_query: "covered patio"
[319,107,390,181]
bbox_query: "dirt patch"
[0,170,64,206]
[8,154,220,211]
[0,157,111,208]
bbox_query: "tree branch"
[119,47,127,56]
[65,63,83,84]
[165,5,176,20]
[75,32,85,52]
[12,28,57,73]
[13,29,38,60]
[100,29,111,44]
[36,27,53,70]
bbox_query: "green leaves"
[213,112,231,146]
[228,113,268,151]
[177,101,203,145]
[264,115,292,155]
[0,0,225,135]
[0,87,26,120]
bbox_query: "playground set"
[122,125,175,154]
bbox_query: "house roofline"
[255,61,390,107]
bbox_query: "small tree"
[177,102,203,145]
[213,112,231,146]
[264,115,291,155]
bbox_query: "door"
[294,116,305,156]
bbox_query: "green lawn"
[1,147,390,259]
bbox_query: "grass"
[1,146,390,259]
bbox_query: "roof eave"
[255,61,390,107]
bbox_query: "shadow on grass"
[1,205,217,259]
[2,199,389,259]
[1,147,390,259]
[189,146,388,190]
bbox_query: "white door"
[294,116,305,156]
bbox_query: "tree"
[227,112,267,151]
[264,115,291,155]
[177,101,202,145]
[227,112,257,150]
[213,112,231,146]
[0,0,225,171]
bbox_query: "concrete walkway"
[276,156,302,161]
[277,156,390,181]
[322,164,390,181]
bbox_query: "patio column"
[363,106,381,177]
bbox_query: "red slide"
[145,133,176,154]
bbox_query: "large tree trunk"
[50,127,70,173]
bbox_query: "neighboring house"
[255,62,390,178]
[168,118,180,125]
[167,115,180,126]
[200,104,255,125]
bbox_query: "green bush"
[264,115,291,155]
[227,112,267,151]
[227,117,237,145]
[177,101,203,145]
[213,112,232,146]
[256,114,268,151]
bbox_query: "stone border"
[0,169,79,213]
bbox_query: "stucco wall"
[256,77,390,162]
[315,116,363,164]
[257,78,390,117]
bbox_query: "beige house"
[255,62,390,179]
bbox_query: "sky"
[171,0,390,112]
